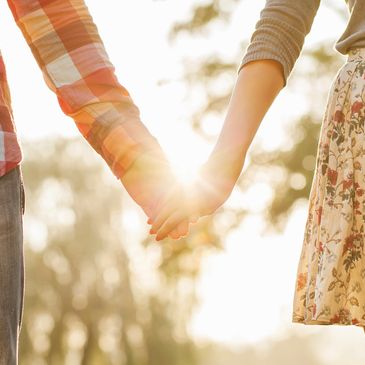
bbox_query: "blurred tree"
[19,137,204,365]
[195,329,325,365]
[17,131,328,363]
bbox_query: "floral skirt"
[292,47,365,329]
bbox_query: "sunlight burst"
[161,124,209,188]
[171,162,200,187]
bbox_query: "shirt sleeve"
[7,0,157,180]
[238,0,321,87]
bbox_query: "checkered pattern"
[0,51,23,176]
[1,0,154,179]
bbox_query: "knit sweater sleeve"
[238,0,321,87]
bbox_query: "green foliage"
[169,0,239,39]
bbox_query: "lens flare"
[171,162,200,187]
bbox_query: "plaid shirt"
[1,0,154,178]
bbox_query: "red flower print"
[297,272,307,291]
[342,234,356,256]
[355,182,364,196]
[316,206,323,225]
[330,314,340,324]
[342,179,353,190]
[333,110,345,123]
[330,309,351,324]
[327,168,338,185]
[352,318,360,325]
[351,101,363,114]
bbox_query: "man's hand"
[148,182,200,241]
[120,147,191,240]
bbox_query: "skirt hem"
[292,316,365,328]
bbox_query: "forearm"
[209,59,285,180]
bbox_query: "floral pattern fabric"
[292,47,365,329]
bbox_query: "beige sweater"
[239,0,365,87]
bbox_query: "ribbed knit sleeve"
[238,0,321,87]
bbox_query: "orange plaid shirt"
[0,0,154,178]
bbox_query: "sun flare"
[161,125,209,187]
[170,160,201,187]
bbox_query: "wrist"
[202,148,246,192]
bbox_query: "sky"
[1,0,365,360]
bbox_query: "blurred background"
[0,0,365,363]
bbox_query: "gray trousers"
[0,166,25,364]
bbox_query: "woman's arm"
[150,0,322,240]
[150,59,285,240]
[209,58,285,188]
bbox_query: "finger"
[177,220,189,237]
[142,204,155,221]
[152,195,198,234]
[189,214,199,224]
[144,190,172,225]
[156,211,188,241]
[168,222,184,239]
[169,220,189,239]
[169,227,181,239]
[149,183,181,223]
[150,200,180,234]
[168,229,180,239]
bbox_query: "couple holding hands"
[120,58,284,242]
[119,18,288,243]
[0,0,308,359]
[6,1,365,361]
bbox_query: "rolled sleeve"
[238,0,321,87]
[7,0,153,179]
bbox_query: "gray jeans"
[0,166,25,364]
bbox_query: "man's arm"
[7,0,190,237]
[7,0,160,180]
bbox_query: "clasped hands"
[121,142,241,242]
[147,158,232,241]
